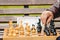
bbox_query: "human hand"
[40,11,54,25]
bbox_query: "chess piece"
[19,20,24,35]
[8,32,13,36]
[19,20,24,31]
[31,24,36,35]
[49,20,57,35]
[25,23,31,36]
[44,26,50,36]
[13,29,16,36]
[9,20,14,31]
[9,20,13,27]
[37,19,42,33]
[26,32,30,36]
[15,24,19,34]
[4,28,8,36]
[8,28,14,36]
[8,20,14,36]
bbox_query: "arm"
[41,2,60,25]
[47,2,60,18]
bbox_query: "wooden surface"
[0,8,47,14]
[3,36,59,40]
[0,0,56,5]
[3,32,60,40]
[3,28,60,40]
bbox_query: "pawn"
[8,20,14,36]
[25,23,31,36]
[25,23,30,32]
[19,20,24,31]
[25,26,31,36]
[15,25,19,34]
[19,21,24,35]
[4,28,8,36]
[9,20,13,27]
[9,26,14,34]
[8,32,13,36]
[25,23,29,30]
[20,31,24,35]
[8,27,14,36]
[13,29,17,36]
[26,32,30,36]
[31,24,36,35]
[8,29,14,36]
[8,20,14,33]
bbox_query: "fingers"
[40,13,48,25]
[47,15,53,24]
[47,16,52,24]
[40,11,53,25]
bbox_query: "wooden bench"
[0,0,56,5]
[0,0,59,31]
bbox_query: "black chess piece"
[37,19,42,33]
[44,26,50,36]
[49,20,57,35]
[49,25,54,33]
[31,24,36,30]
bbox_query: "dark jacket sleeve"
[46,2,60,19]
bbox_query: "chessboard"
[3,17,60,40]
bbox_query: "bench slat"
[54,17,60,21]
[0,16,60,22]
[0,0,56,5]
[0,16,17,22]
[0,8,47,14]
[0,23,16,29]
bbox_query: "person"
[41,2,60,25]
